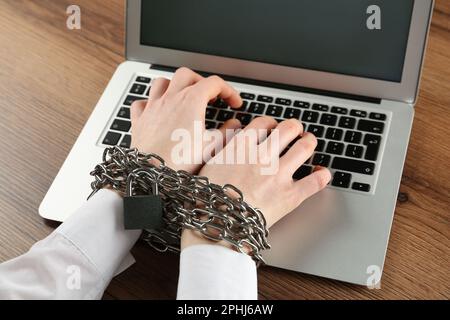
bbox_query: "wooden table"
[0,0,448,300]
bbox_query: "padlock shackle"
[125,168,160,197]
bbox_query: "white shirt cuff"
[177,244,258,300]
[56,189,141,282]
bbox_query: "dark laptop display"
[140,0,414,82]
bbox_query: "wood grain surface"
[0,0,448,299]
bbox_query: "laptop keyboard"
[100,75,390,195]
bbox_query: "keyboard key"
[257,95,273,103]
[326,142,345,155]
[213,99,228,109]
[248,102,266,114]
[325,128,343,141]
[307,125,325,138]
[293,165,312,180]
[240,92,255,100]
[275,98,292,106]
[217,110,234,121]
[236,113,252,125]
[312,103,329,112]
[370,112,387,121]
[284,108,301,119]
[205,121,216,129]
[102,131,121,146]
[302,111,319,123]
[352,182,371,192]
[130,83,147,95]
[331,157,375,175]
[338,116,356,129]
[312,153,331,167]
[344,130,362,144]
[145,87,150,97]
[350,110,367,118]
[345,144,364,158]
[358,119,385,134]
[332,172,352,188]
[216,122,224,128]
[120,135,131,148]
[236,100,248,112]
[124,95,143,106]
[135,76,151,83]
[266,105,283,117]
[294,101,310,109]
[331,107,348,115]
[363,134,382,161]
[117,107,130,119]
[316,139,325,152]
[206,108,217,120]
[320,114,338,126]
[111,119,131,132]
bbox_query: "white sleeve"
[177,244,258,300]
[0,189,141,300]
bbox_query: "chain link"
[88,147,271,264]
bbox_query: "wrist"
[181,229,251,254]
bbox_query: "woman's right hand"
[198,116,331,229]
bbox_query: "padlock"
[123,173,163,230]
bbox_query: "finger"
[293,166,332,203]
[166,67,203,94]
[130,100,147,123]
[149,77,170,100]
[280,132,317,174]
[216,119,242,145]
[203,119,241,162]
[259,119,303,155]
[217,118,242,132]
[235,116,278,145]
[189,75,242,108]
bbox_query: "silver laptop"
[39,0,434,285]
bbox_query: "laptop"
[39,0,434,285]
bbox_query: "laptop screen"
[140,0,414,83]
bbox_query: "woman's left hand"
[130,67,243,173]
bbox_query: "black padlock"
[123,176,163,230]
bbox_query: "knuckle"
[255,116,276,127]
[131,100,144,108]
[153,77,167,85]
[207,75,223,84]
[283,119,303,133]
[175,67,191,76]
[130,101,139,108]
[314,170,331,189]
[303,132,317,149]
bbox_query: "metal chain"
[88,146,271,264]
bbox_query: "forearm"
[0,189,140,299]
[177,230,258,300]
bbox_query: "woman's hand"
[181,116,331,250]
[130,67,242,173]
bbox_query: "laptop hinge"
[150,64,382,104]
